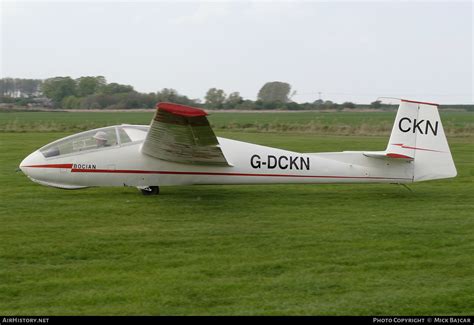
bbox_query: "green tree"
[235,100,257,110]
[41,77,77,107]
[205,88,226,109]
[257,81,291,103]
[225,91,243,109]
[77,76,106,97]
[1,78,16,97]
[22,79,42,97]
[156,88,179,103]
[144,93,158,108]
[321,100,339,110]
[0,78,42,98]
[370,100,382,109]
[0,79,6,97]
[342,101,356,109]
[313,99,324,106]
[156,88,195,106]
[61,95,81,109]
[100,82,134,94]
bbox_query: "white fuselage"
[20,126,413,189]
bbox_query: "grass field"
[1,110,473,136]
[0,111,473,315]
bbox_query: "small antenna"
[289,90,297,100]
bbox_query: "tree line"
[0,78,42,98]
[0,77,363,110]
[0,77,299,109]
[0,76,197,109]
[1,77,470,111]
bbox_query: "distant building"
[28,97,53,108]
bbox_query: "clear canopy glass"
[39,125,149,158]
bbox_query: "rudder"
[386,99,457,182]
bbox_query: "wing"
[141,102,231,166]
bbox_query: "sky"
[1,0,472,104]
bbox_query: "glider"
[19,99,457,195]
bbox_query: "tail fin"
[387,99,457,182]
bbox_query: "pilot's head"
[93,131,108,147]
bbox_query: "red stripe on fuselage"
[24,164,411,180]
[71,168,411,180]
[23,163,73,168]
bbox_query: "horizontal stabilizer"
[363,151,414,161]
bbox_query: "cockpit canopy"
[40,125,148,158]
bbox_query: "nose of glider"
[19,150,44,175]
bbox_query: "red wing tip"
[157,102,207,117]
[401,99,439,107]
[386,153,414,159]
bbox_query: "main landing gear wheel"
[140,186,160,196]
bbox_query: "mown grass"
[1,111,474,136]
[0,128,473,315]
